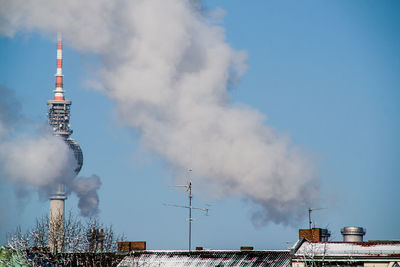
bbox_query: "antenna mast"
[188,181,192,252]
[165,170,209,251]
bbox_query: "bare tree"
[6,212,124,253]
[31,215,49,248]
[64,211,86,252]
[3,212,126,266]
[5,226,35,266]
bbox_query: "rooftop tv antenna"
[308,207,325,229]
[164,170,209,251]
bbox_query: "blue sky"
[0,0,399,249]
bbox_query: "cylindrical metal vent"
[320,229,331,242]
[341,226,366,242]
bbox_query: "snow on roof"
[294,241,400,257]
[117,250,291,267]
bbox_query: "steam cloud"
[0,0,318,224]
[0,86,101,217]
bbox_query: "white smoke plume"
[0,131,74,187]
[0,0,318,224]
[0,86,101,217]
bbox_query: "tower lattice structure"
[47,33,83,253]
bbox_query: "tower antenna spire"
[54,32,64,101]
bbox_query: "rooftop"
[118,250,291,267]
[293,239,400,257]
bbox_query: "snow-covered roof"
[117,250,291,267]
[294,240,400,257]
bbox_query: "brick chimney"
[299,228,330,242]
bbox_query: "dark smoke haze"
[70,175,101,217]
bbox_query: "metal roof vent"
[341,226,366,242]
[320,228,331,242]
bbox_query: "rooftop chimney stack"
[117,241,147,252]
[47,33,83,253]
[89,228,105,252]
[341,226,366,242]
[240,246,254,251]
[299,228,331,242]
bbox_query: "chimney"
[89,228,96,252]
[240,246,254,251]
[96,229,105,252]
[118,241,147,252]
[320,228,331,242]
[341,226,366,242]
[88,228,106,252]
[299,228,330,242]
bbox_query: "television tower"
[47,33,83,253]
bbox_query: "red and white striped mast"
[54,32,65,101]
